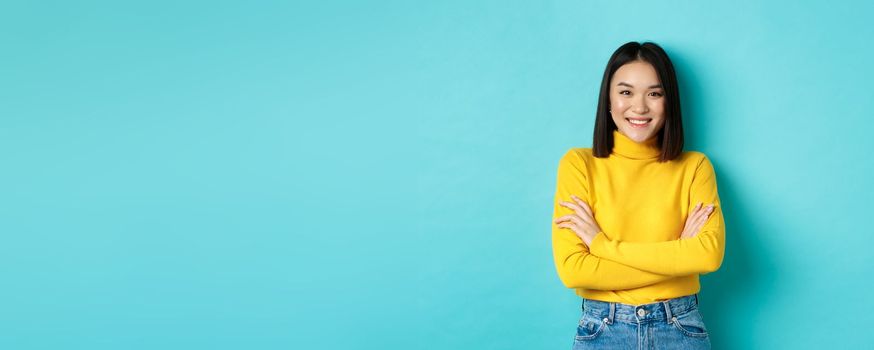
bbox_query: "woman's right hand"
[680,202,715,239]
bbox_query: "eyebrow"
[617,82,663,89]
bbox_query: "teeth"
[628,119,650,125]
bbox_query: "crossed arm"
[551,149,726,290]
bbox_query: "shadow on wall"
[698,160,781,349]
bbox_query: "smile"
[626,118,652,128]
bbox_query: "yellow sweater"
[551,129,725,305]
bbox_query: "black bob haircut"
[592,41,684,162]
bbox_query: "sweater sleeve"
[552,149,675,290]
[588,155,726,276]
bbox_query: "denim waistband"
[581,294,699,324]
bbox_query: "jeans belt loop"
[663,300,673,324]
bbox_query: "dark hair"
[592,42,684,162]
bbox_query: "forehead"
[610,61,661,86]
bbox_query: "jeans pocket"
[575,313,607,341]
[671,308,709,338]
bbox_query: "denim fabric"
[572,294,711,350]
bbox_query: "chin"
[620,128,654,142]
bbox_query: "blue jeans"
[572,294,711,349]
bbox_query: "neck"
[611,129,661,160]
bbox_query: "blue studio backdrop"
[1,1,872,349]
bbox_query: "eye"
[649,91,663,97]
[619,90,631,95]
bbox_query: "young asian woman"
[551,41,725,350]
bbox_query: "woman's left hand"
[554,195,602,246]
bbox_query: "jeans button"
[637,309,645,317]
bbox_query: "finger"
[689,223,705,238]
[685,218,705,238]
[560,200,592,224]
[685,203,703,223]
[682,204,707,238]
[555,214,587,228]
[691,203,712,222]
[700,209,715,224]
[699,205,715,220]
[685,209,703,228]
[557,222,573,233]
[693,216,706,230]
[557,222,582,236]
[553,214,576,224]
[559,200,583,214]
[572,195,595,219]
[569,215,586,227]
[682,224,696,238]
[692,208,713,229]
[693,207,710,225]
[690,207,708,225]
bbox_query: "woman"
[551,42,725,349]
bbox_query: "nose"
[632,97,649,114]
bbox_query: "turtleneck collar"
[611,129,661,160]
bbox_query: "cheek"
[613,99,630,111]
[650,99,666,114]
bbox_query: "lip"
[626,117,652,128]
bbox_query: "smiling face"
[609,60,667,143]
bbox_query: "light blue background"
[1,1,871,349]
